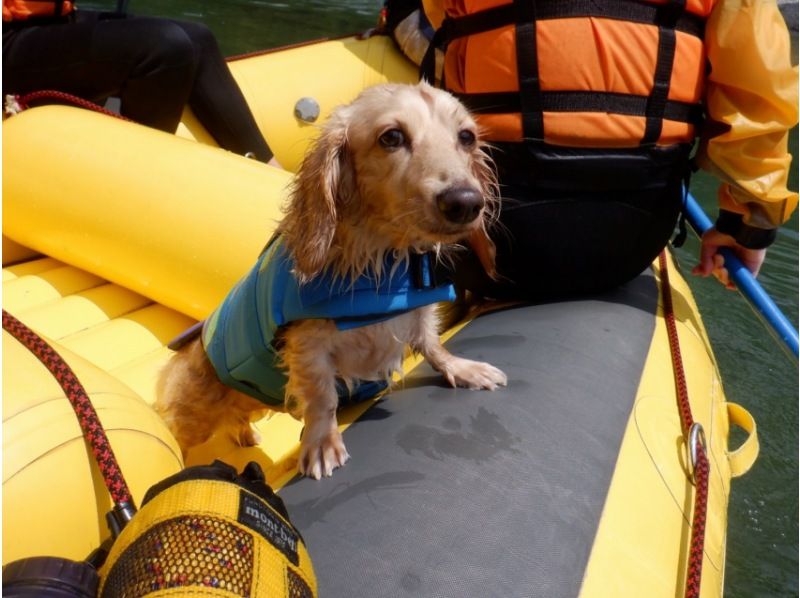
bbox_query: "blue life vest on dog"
[201,236,456,407]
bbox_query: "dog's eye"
[458,129,477,147]
[379,128,405,150]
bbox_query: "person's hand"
[691,227,766,290]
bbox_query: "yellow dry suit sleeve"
[697,0,798,248]
[388,0,444,78]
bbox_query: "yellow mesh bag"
[98,461,316,597]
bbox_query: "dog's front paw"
[441,357,507,390]
[298,428,350,479]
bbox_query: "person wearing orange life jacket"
[2,0,279,165]
[384,0,798,298]
[2,0,73,21]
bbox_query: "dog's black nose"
[436,187,484,224]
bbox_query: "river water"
[83,1,798,595]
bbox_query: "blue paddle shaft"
[683,192,799,359]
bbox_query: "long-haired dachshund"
[155,82,507,479]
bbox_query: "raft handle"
[726,402,760,478]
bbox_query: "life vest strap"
[488,142,692,192]
[642,0,687,145]
[513,0,543,141]
[454,90,703,126]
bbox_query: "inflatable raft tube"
[2,34,758,596]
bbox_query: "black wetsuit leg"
[3,13,273,162]
[3,12,197,131]
[168,19,273,163]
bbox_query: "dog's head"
[280,81,498,282]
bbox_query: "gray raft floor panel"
[279,272,658,598]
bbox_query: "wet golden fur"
[155,82,507,479]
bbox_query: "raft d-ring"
[687,422,707,484]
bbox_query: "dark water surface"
[83,1,798,595]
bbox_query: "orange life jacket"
[421,0,716,148]
[2,0,74,22]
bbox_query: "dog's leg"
[299,399,349,480]
[293,378,348,479]
[283,361,348,478]
[227,389,271,447]
[415,307,507,390]
[283,332,350,480]
[155,339,231,455]
[423,340,508,390]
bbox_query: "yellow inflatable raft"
[2,34,759,597]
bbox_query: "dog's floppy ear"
[282,111,355,282]
[467,226,498,280]
[470,143,500,280]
